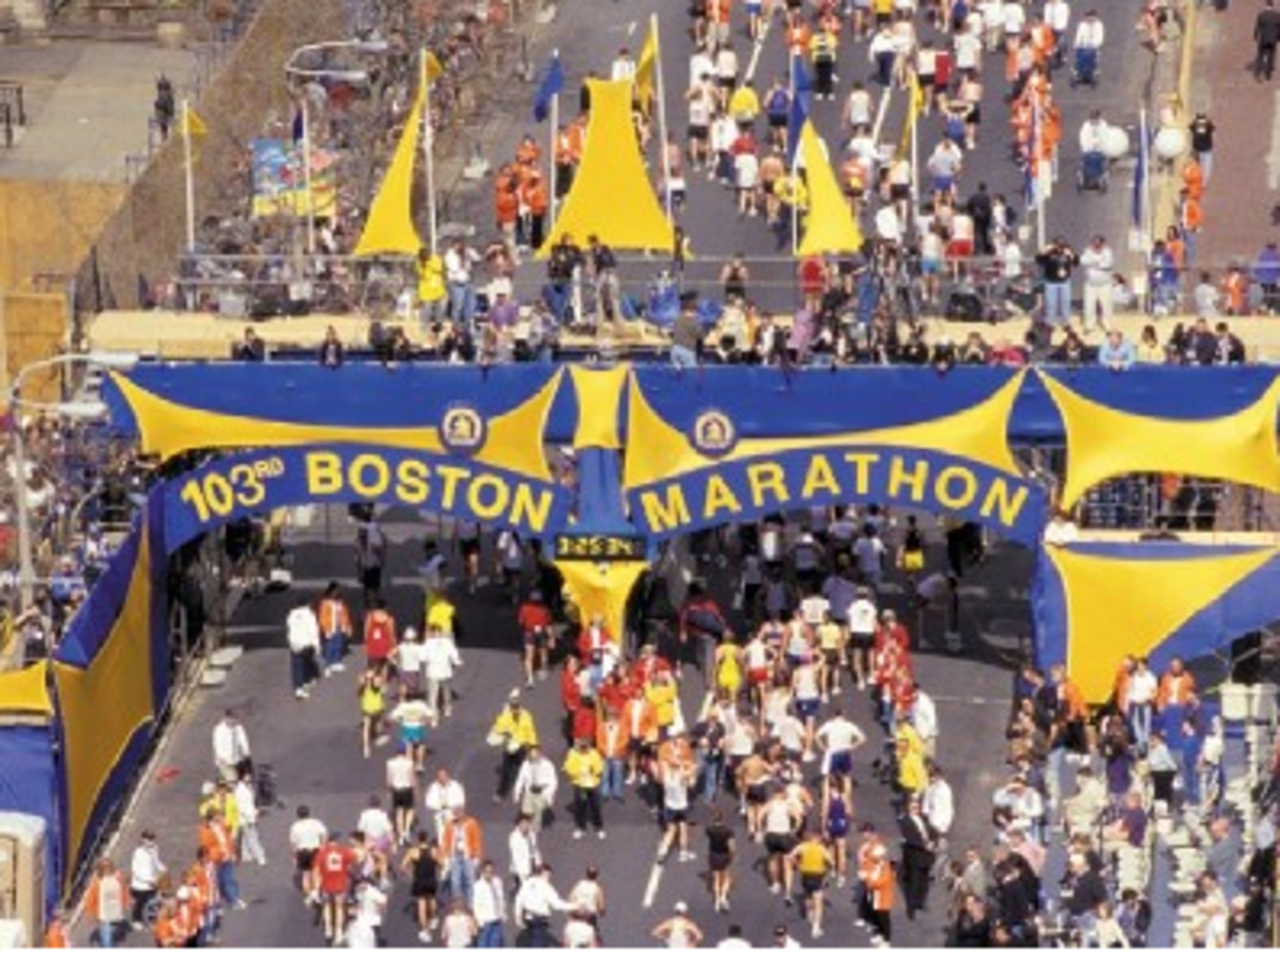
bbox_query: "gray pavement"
[0,40,196,181]
[84,504,1030,949]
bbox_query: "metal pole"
[1034,98,1046,251]
[422,51,438,255]
[548,51,560,233]
[910,93,920,236]
[182,100,197,252]
[302,96,316,255]
[11,395,34,612]
[652,14,674,224]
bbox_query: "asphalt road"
[87,506,1034,949]
[456,0,1151,312]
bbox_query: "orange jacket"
[867,856,895,911]
[521,179,550,216]
[495,188,519,226]
[42,921,69,948]
[515,140,541,168]
[1060,679,1088,722]
[1157,672,1196,709]
[1112,666,1131,714]
[1182,161,1204,201]
[153,914,184,949]
[84,872,130,921]
[624,696,658,744]
[318,597,352,638]
[199,821,231,864]
[441,816,484,861]
[596,718,629,760]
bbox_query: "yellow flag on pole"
[425,51,444,86]
[183,103,207,139]
[797,120,864,256]
[635,22,658,116]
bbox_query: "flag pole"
[652,14,674,224]
[422,51,438,256]
[789,55,799,256]
[909,83,920,236]
[301,96,316,255]
[1140,107,1152,251]
[182,99,196,252]
[548,50,560,234]
[1034,96,1046,250]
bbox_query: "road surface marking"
[641,837,668,909]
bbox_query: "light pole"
[8,351,136,612]
[284,39,389,254]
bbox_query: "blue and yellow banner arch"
[623,366,1047,542]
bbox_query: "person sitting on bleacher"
[992,772,1045,843]
[1061,764,1107,837]
[1101,790,1149,847]
[1062,851,1108,924]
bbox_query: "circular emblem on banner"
[690,409,737,458]
[440,404,487,456]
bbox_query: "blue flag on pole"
[291,107,304,144]
[786,54,812,168]
[532,54,565,123]
[1132,116,1148,232]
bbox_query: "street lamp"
[283,38,391,254]
[8,351,137,613]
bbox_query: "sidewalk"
[0,41,196,182]
[1190,5,1278,270]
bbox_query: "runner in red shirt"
[516,590,555,688]
[313,834,356,945]
[363,600,397,678]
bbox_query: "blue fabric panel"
[54,523,141,668]
[0,724,62,912]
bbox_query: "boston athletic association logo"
[440,404,487,456]
[690,408,737,458]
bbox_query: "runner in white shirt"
[357,796,396,883]
[386,748,418,844]
[1001,0,1026,43]
[816,708,868,790]
[289,806,328,903]
[422,628,462,724]
[846,586,879,692]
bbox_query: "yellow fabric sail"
[0,661,52,716]
[623,369,1025,490]
[539,79,674,256]
[555,560,649,643]
[1049,545,1277,703]
[1040,372,1280,508]
[55,526,156,881]
[569,364,629,450]
[797,120,864,256]
[353,75,427,257]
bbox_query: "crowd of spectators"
[0,413,148,664]
[935,652,1279,948]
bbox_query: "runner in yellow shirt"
[793,830,833,939]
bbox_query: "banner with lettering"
[162,445,571,554]
[626,445,1045,543]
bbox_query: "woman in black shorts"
[400,832,439,944]
[705,809,736,913]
